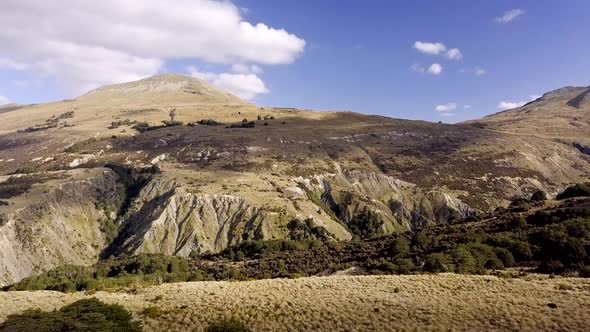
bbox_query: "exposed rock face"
[0,170,123,286]
[297,169,476,238]
[104,177,272,257]
[0,163,479,287]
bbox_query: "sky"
[0,0,589,122]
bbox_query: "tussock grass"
[1,275,589,331]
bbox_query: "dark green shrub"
[228,121,256,129]
[557,183,590,200]
[142,306,162,319]
[508,240,533,261]
[484,257,504,270]
[132,122,151,133]
[579,265,590,278]
[64,138,99,153]
[13,165,39,174]
[538,259,565,274]
[393,258,415,274]
[389,237,410,257]
[463,243,500,271]
[0,298,142,331]
[206,318,251,332]
[493,248,515,267]
[109,119,137,129]
[449,247,477,274]
[412,231,430,251]
[194,119,224,126]
[162,120,183,127]
[510,216,527,229]
[530,190,548,202]
[423,253,454,273]
[287,218,331,241]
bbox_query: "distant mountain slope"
[81,73,250,106]
[0,74,259,136]
[466,85,590,145]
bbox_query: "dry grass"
[1,274,589,331]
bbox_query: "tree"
[389,237,410,257]
[167,108,177,121]
[530,190,548,202]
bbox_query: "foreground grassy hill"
[1,274,589,331]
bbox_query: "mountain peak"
[540,86,588,100]
[81,73,249,106]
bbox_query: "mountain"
[0,74,589,286]
[466,85,590,146]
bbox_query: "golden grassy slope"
[467,86,590,145]
[0,74,336,136]
[1,274,589,331]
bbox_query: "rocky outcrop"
[0,166,478,287]
[297,169,476,238]
[0,169,124,286]
[104,178,279,257]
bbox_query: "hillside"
[466,85,590,146]
[0,74,589,286]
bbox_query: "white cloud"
[0,95,10,105]
[446,48,463,60]
[0,58,29,70]
[440,112,455,117]
[231,63,263,75]
[498,101,526,110]
[460,66,486,76]
[463,105,471,109]
[495,9,526,24]
[414,42,462,61]
[188,66,268,100]
[0,0,305,94]
[427,63,443,75]
[497,94,540,110]
[414,41,447,55]
[410,63,425,73]
[529,94,542,101]
[435,102,458,112]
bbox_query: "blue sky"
[1,0,589,122]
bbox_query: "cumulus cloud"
[0,95,10,105]
[414,41,447,55]
[495,9,526,24]
[412,41,462,69]
[445,48,463,60]
[0,0,305,94]
[188,66,269,100]
[435,102,458,112]
[463,105,472,109]
[497,95,540,110]
[427,63,443,75]
[497,101,526,110]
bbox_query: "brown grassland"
[1,274,589,331]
